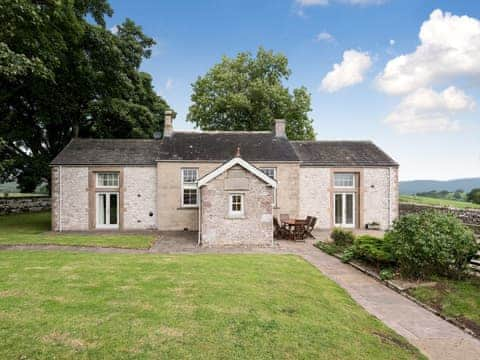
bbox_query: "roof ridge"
[174,130,272,134]
[290,140,373,143]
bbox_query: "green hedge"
[385,211,478,279]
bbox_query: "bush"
[379,268,395,281]
[351,235,395,267]
[341,247,354,263]
[386,211,478,279]
[330,228,355,246]
[314,241,344,255]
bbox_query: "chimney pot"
[273,119,286,138]
[164,109,176,137]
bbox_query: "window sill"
[226,215,246,220]
[177,206,198,210]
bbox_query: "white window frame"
[229,193,244,217]
[96,192,119,229]
[181,168,198,207]
[96,173,119,188]
[260,167,277,206]
[334,173,355,189]
[333,192,355,228]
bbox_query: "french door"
[96,192,119,229]
[334,193,355,228]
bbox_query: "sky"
[107,0,480,181]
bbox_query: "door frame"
[96,191,119,229]
[333,192,356,228]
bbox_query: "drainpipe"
[387,167,391,229]
[197,186,202,246]
[59,166,63,232]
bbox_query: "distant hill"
[400,177,480,195]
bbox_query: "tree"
[187,48,315,140]
[467,188,480,204]
[0,0,169,192]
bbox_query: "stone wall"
[298,167,331,228]
[363,167,399,229]
[0,197,51,215]
[298,166,399,230]
[200,165,273,246]
[124,167,157,230]
[400,203,480,228]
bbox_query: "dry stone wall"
[0,197,51,215]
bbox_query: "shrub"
[385,211,478,279]
[314,241,344,255]
[379,268,395,281]
[341,247,354,263]
[330,228,355,246]
[352,235,395,267]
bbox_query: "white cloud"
[389,39,395,46]
[165,78,173,90]
[320,50,372,92]
[377,9,480,95]
[109,25,119,34]
[316,32,334,42]
[385,86,475,133]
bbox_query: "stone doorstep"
[327,248,480,340]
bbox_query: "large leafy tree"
[0,0,169,192]
[187,47,315,140]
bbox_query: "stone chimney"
[164,109,176,137]
[273,119,286,138]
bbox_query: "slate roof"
[291,141,398,167]
[51,134,398,167]
[50,139,159,165]
[157,132,298,162]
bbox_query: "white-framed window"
[181,168,198,207]
[260,167,277,206]
[334,173,355,188]
[97,173,119,188]
[229,193,244,217]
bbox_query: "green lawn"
[409,276,480,335]
[0,252,424,359]
[400,195,480,209]
[0,212,155,249]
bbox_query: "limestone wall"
[200,166,273,246]
[0,197,51,216]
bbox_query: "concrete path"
[295,247,480,360]
[1,233,480,359]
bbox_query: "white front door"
[96,192,119,229]
[334,193,355,228]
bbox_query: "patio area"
[150,228,385,253]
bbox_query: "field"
[400,195,480,210]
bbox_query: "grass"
[0,212,155,249]
[0,252,424,359]
[408,276,480,336]
[400,195,480,209]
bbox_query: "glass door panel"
[335,194,343,225]
[109,193,118,225]
[345,194,354,225]
[334,193,355,228]
[96,192,119,228]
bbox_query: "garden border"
[325,248,480,340]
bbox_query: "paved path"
[1,233,480,359]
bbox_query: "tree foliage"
[187,48,315,140]
[0,0,169,192]
[467,188,480,204]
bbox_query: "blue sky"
[107,0,480,181]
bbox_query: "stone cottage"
[50,110,399,246]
